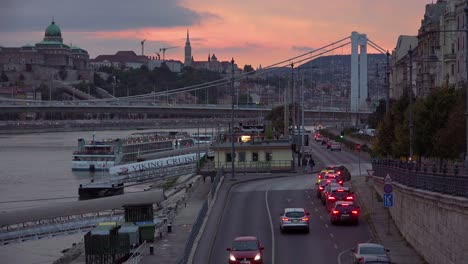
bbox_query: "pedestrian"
[309,157,315,173]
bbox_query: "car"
[279,208,310,233]
[226,236,264,264]
[334,165,352,181]
[321,182,342,205]
[326,140,333,149]
[317,177,343,197]
[330,141,341,151]
[330,201,360,225]
[326,187,355,211]
[351,243,391,264]
[315,169,335,184]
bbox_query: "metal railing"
[372,160,468,198]
[176,168,224,264]
[123,240,147,264]
[212,160,293,173]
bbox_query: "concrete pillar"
[359,34,368,111]
[351,32,359,112]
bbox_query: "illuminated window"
[265,152,272,161]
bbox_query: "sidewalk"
[140,178,213,264]
[351,176,426,264]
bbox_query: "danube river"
[0,127,213,213]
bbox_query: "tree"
[368,99,387,128]
[243,64,254,73]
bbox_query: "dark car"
[334,165,352,181]
[316,178,342,198]
[325,187,355,211]
[227,236,264,264]
[330,201,359,225]
[321,183,342,205]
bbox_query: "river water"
[0,127,213,213]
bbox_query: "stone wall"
[372,177,468,264]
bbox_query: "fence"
[372,160,468,198]
[123,240,147,264]
[176,168,224,264]
[212,160,292,173]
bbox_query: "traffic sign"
[384,193,394,207]
[384,184,393,194]
[384,174,392,183]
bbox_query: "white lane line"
[330,233,334,238]
[325,224,329,228]
[319,215,323,219]
[311,201,314,205]
[314,208,318,212]
[334,244,338,249]
[265,189,275,264]
[308,195,311,199]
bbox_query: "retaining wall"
[372,176,468,264]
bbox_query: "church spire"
[186,29,190,44]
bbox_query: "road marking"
[330,233,334,238]
[311,201,314,205]
[308,195,311,199]
[334,243,338,249]
[325,224,329,228]
[265,189,275,264]
[337,238,372,264]
[314,208,318,212]
[319,215,323,219]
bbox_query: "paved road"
[197,140,373,264]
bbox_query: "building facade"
[0,20,92,85]
[390,0,468,99]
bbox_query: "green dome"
[45,21,62,37]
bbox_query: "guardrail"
[209,160,292,173]
[176,168,224,264]
[372,160,468,198]
[123,240,147,264]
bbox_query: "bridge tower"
[350,31,368,113]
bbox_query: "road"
[196,139,373,264]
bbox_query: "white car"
[279,208,310,233]
[330,141,341,151]
[351,243,391,263]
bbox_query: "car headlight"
[229,254,236,261]
[254,253,261,260]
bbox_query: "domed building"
[0,20,92,87]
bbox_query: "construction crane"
[140,39,146,56]
[159,46,179,61]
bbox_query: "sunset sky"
[1,0,433,68]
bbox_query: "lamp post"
[465,3,468,166]
[290,62,296,171]
[386,51,390,113]
[230,58,236,180]
[408,46,414,161]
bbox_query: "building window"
[458,60,460,73]
[252,152,259,162]
[265,152,272,161]
[239,152,246,162]
[452,64,455,76]
[226,153,232,162]
[452,43,455,54]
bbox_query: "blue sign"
[384,184,393,194]
[384,193,394,207]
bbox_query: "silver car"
[351,243,391,263]
[330,141,341,151]
[279,208,310,233]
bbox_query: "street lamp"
[230,57,236,180]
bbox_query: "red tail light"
[337,171,341,174]
[301,216,309,221]
[328,196,336,200]
[346,196,354,200]
[337,189,344,192]
[332,210,340,214]
[351,210,359,214]
[319,186,324,190]
[318,175,323,179]
[282,217,289,222]
[338,180,343,185]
